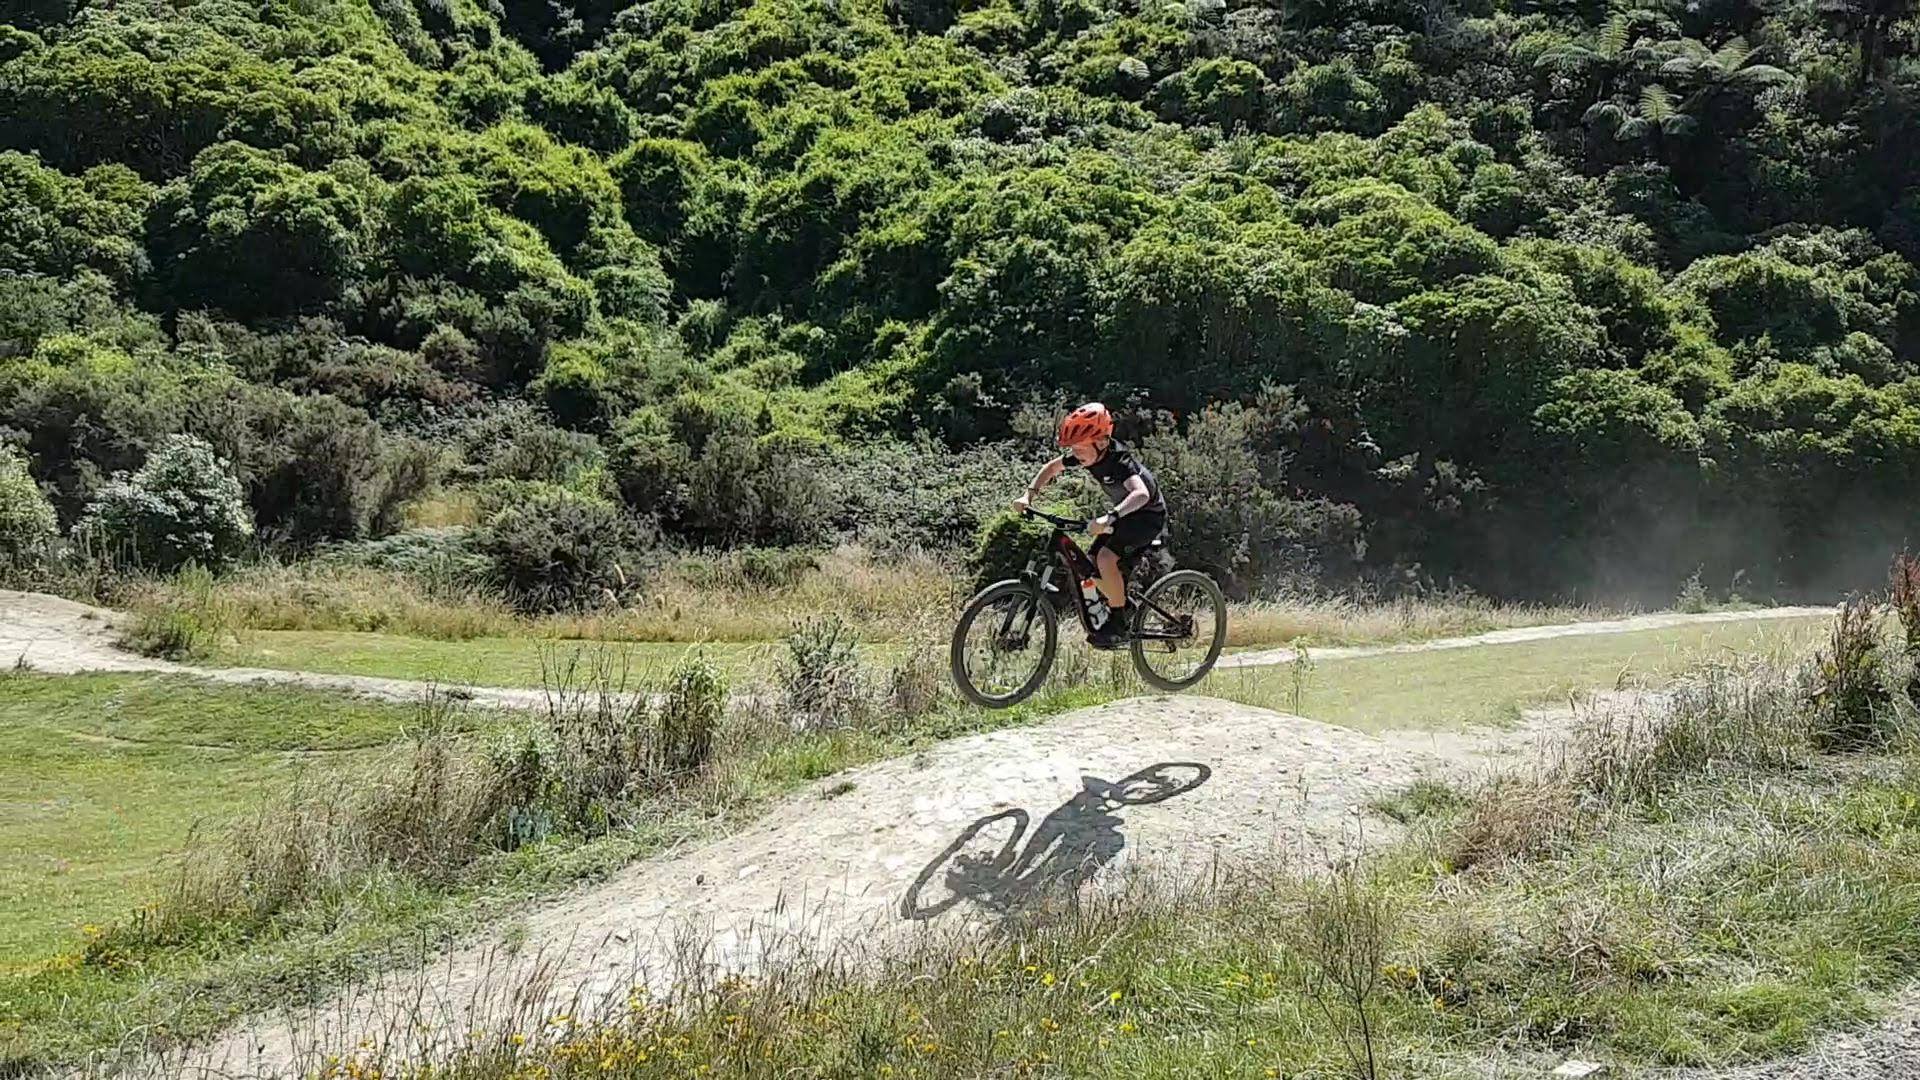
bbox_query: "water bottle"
[1081,578,1107,628]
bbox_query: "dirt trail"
[1,590,557,710]
[1218,605,1836,669]
[5,589,1832,712]
[147,693,1597,1079]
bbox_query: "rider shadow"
[899,762,1212,922]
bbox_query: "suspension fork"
[996,559,1058,639]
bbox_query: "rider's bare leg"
[1095,548,1126,612]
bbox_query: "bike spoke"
[961,594,1046,699]
[1133,578,1221,685]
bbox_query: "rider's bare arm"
[1015,457,1065,510]
[1111,476,1151,518]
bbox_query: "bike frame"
[1014,509,1188,642]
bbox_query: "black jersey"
[1059,440,1167,514]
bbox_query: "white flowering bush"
[77,434,254,571]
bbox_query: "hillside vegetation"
[2,0,1918,603]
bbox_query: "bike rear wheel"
[1129,569,1227,692]
[950,580,1059,708]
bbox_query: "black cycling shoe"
[1087,616,1128,651]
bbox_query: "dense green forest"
[1,0,1916,604]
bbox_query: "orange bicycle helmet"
[1057,402,1114,447]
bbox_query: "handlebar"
[1022,507,1089,532]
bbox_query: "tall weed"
[1813,595,1892,749]
[119,564,240,659]
[779,614,866,729]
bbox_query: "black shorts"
[1090,510,1166,563]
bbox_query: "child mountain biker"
[1012,402,1167,649]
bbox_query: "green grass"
[1199,615,1832,732]
[0,675,417,964]
[207,631,911,688]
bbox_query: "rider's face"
[1068,440,1102,465]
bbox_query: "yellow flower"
[1041,972,1056,987]
[1108,990,1123,1003]
[1118,1021,1138,1035]
[510,1033,527,1046]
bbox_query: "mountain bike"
[948,508,1227,708]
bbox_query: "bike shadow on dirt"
[899,761,1212,922]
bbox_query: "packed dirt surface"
[145,693,1593,1079]
[1218,605,1836,669]
[1,590,557,710]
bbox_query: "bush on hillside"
[969,509,1061,592]
[74,434,254,572]
[478,491,652,612]
[1142,396,1368,596]
[321,527,493,586]
[0,445,58,573]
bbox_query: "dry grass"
[117,546,963,644]
[1226,591,1615,648]
[113,548,1624,657]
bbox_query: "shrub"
[1675,568,1710,613]
[478,491,651,612]
[1139,392,1365,595]
[969,509,1058,591]
[75,434,254,572]
[449,401,602,485]
[1892,552,1920,659]
[824,437,1044,554]
[0,445,57,573]
[679,427,839,546]
[245,396,438,546]
[320,526,493,587]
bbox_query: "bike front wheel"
[950,580,1059,709]
[1129,569,1227,692]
